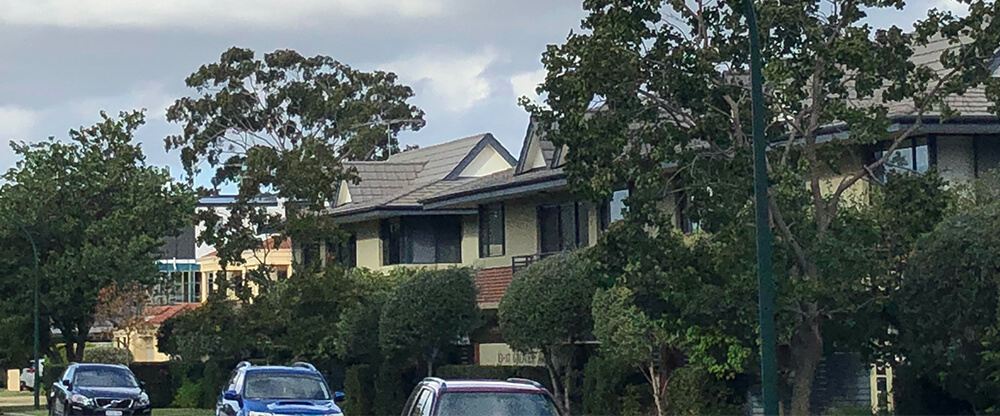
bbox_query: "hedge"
[130,362,175,408]
[342,364,376,416]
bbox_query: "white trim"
[336,180,353,206]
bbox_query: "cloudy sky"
[0,0,964,185]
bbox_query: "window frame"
[479,202,506,258]
[381,216,463,266]
[537,202,590,255]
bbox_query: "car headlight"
[68,393,93,406]
[137,394,150,406]
[247,412,275,416]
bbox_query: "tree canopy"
[0,110,195,362]
[527,0,1000,412]
[166,47,426,293]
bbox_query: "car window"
[243,372,330,400]
[434,392,560,416]
[73,367,139,388]
[60,367,74,383]
[409,388,433,416]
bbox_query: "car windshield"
[73,367,139,388]
[243,372,331,400]
[435,392,561,416]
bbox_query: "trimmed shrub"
[130,362,174,408]
[172,377,204,408]
[582,355,628,416]
[342,364,376,416]
[374,361,419,416]
[84,346,133,365]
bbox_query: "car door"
[51,366,74,416]
[217,370,243,416]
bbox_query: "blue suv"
[216,361,346,416]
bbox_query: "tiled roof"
[849,36,995,117]
[146,303,200,324]
[476,266,513,304]
[331,133,515,218]
[421,167,566,205]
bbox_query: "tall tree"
[499,250,599,414]
[526,0,1000,412]
[379,268,481,377]
[94,282,153,350]
[0,110,195,362]
[165,47,425,293]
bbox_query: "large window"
[537,202,590,254]
[479,203,505,258]
[325,234,357,268]
[599,189,629,229]
[875,137,931,180]
[381,216,463,265]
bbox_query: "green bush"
[582,355,628,416]
[130,362,174,408]
[172,377,204,408]
[342,364,376,416]
[41,363,68,388]
[84,346,133,365]
[664,366,744,416]
[374,361,420,416]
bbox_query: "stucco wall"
[937,136,975,183]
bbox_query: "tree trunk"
[544,350,567,416]
[562,361,571,414]
[649,365,666,416]
[790,316,823,416]
[427,347,439,377]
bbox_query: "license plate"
[105,411,123,416]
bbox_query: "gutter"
[420,173,568,209]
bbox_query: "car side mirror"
[61,380,72,389]
[334,391,346,402]
[223,390,240,401]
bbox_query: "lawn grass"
[0,406,214,415]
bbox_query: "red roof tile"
[146,303,200,324]
[476,267,513,304]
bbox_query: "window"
[299,242,320,267]
[676,191,702,234]
[325,235,357,268]
[479,203,505,257]
[274,265,289,280]
[381,216,463,265]
[538,202,590,254]
[875,137,931,180]
[599,189,630,229]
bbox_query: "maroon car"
[401,378,562,416]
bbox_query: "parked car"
[47,363,151,416]
[216,361,346,416]
[19,358,45,391]
[19,367,36,391]
[401,377,562,416]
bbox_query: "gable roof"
[330,133,517,221]
[514,119,557,174]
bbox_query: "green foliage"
[342,364,376,416]
[159,298,252,362]
[435,365,551,388]
[0,110,195,362]
[374,360,418,416]
[130,362,176,408]
[83,346,133,365]
[499,250,598,351]
[582,354,631,416]
[171,377,204,409]
[379,268,480,376]
[165,47,425,297]
[894,201,1000,412]
[664,366,745,416]
[527,0,1000,410]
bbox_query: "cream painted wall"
[116,330,169,363]
[459,146,512,177]
[198,245,294,302]
[340,192,602,272]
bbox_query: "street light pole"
[20,225,41,410]
[742,0,778,414]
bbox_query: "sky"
[0,0,966,186]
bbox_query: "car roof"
[69,363,130,370]
[244,365,321,375]
[422,379,550,394]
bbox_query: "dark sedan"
[48,363,151,416]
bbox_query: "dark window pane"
[435,216,462,263]
[381,219,402,265]
[559,203,576,250]
[538,206,561,254]
[407,219,437,263]
[576,202,589,247]
[479,203,505,257]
